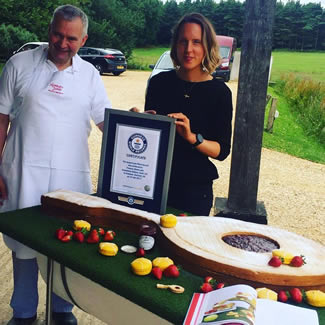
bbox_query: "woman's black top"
[145,70,233,188]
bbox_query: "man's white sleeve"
[0,61,15,115]
[91,73,112,125]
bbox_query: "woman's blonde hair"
[170,12,221,74]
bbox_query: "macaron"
[73,220,91,231]
[131,257,152,276]
[152,257,174,271]
[305,290,325,307]
[99,242,118,256]
[160,214,177,228]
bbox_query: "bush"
[276,74,325,145]
[0,24,39,60]
[127,59,149,70]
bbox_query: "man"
[0,5,111,325]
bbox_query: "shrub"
[127,59,148,70]
[276,73,325,145]
[0,24,39,60]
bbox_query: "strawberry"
[55,228,66,240]
[201,282,213,293]
[268,256,282,267]
[152,267,162,280]
[216,282,225,289]
[204,276,215,284]
[60,234,72,243]
[136,248,145,257]
[66,230,74,237]
[278,290,289,303]
[73,231,85,243]
[179,213,187,216]
[290,255,306,267]
[163,264,179,278]
[86,229,100,243]
[98,228,105,236]
[289,288,303,303]
[104,230,116,241]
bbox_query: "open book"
[183,284,319,325]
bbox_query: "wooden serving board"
[41,190,325,292]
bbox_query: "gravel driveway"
[0,70,323,325]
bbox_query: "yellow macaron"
[272,249,294,265]
[73,220,91,231]
[305,290,325,307]
[256,287,278,301]
[152,257,174,271]
[160,214,177,228]
[131,257,152,276]
[99,242,118,256]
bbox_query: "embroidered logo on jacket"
[48,83,64,95]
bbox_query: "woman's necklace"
[184,81,197,99]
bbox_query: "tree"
[1,0,324,56]
[0,24,39,59]
[85,0,144,57]
[157,0,181,45]
[0,0,14,27]
[190,0,217,22]
[301,3,324,50]
[136,0,164,46]
[273,1,303,49]
[0,0,89,41]
[210,0,244,46]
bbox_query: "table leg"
[45,258,54,325]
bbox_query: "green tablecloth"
[0,206,323,325]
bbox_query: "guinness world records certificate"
[97,109,175,214]
[111,125,160,199]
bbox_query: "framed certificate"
[97,109,176,214]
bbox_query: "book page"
[255,299,319,325]
[184,284,258,325]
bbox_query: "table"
[0,206,323,325]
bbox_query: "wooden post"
[215,0,276,224]
[266,97,278,132]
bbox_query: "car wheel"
[95,64,103,75]
[113,72,121,76]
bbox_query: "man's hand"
[0,175,8,205]
[97,121,104,132]
[130,107,141,113]
[130,107,157,115]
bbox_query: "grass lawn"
[129,47,169,70]
[263,87,325,164]
[270,50,325,82]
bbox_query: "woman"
[145,13,233,215]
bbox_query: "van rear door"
[214,35,236,82]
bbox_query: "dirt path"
[0,70,323,324]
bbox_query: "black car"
[78,47,127,76]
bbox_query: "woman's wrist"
[188,132,197,145]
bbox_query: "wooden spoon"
[156,283,185,294]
